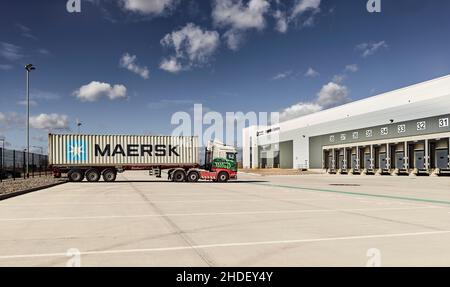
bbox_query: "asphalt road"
[0,171,450,266]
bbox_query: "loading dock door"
[364,153,371,169]
[338,155,344,169]
[379,153,387,169]
[436,149,449,169]
[328,155,333,170]
[351,154,357,169]
[415,151,425,169]
[395,152,404,169]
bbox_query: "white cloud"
[345,64,359,73]
[279,102,322,121]
[30,113,69,130]
[304,67,319,77]
[120,0,175,15]
[222,29,244,51]
[119,53,149,79]
[0,42,24,61]
[272,0,321,34]
[279,81,350,122]
[0,112,22,128]
[212,0,270,30]
[212,0,270,50]
[273,10,288,33]
[159,57,183,73]
[356,41,388,57]
[291,0,321,18]
[316,82,350,107]
[74,81,127,102]
[160,23,220,72]
[272,70,292,80]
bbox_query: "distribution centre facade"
[242,75,450,175]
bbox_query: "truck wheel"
[173,170,186,182]
[217,171,229,183]
[187,171,200,182]
[68,170,84,182]
[86,169,100,182]
[102,169,117,182]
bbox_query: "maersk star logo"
[66,140,87,161]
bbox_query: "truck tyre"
[217,171,229,183]
[173,170,186,182]
[68,169,84,182]
[102,169,117,182]
[187,171,200,182]
[86,169,100,182]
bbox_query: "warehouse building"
[242,75,450,175]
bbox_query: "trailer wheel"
[217,171,229,183]
[102,169,117,182]
[187,171,200,182]
[86,169,100,182]
[173,170,186,182]
[68,169,84,182]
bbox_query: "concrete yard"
[0,171,450,267]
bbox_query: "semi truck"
[48,134,238,182]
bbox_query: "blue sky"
[1,0,450,151]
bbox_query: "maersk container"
[48,134,199,167]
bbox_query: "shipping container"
[48,134,238,183]
[49,134,198,167]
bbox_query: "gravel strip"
[0,176,66,196]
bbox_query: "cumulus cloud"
[344,64,359,73]
[120,0,175,15]
[159,57,182,73]
[119,53,149,79]
[160,23,220,72]
[0,42,24,61]
[356,41,388,57]
[291,0,321,19]
[279,81,350,122]
[0,112,22,128]
[212,0,270,30]
[279,102,322,121]
[273,0,321,32]
[30,113,69,130]
[304,67,319,77]
[74,81,127,102]
[316,82,350,107]
[273,10,288,33]
[212,0,270,50]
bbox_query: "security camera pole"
[25,64,36,178]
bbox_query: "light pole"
[0,136,5,182]
[76,118,82,134]
[25,64,36,178]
